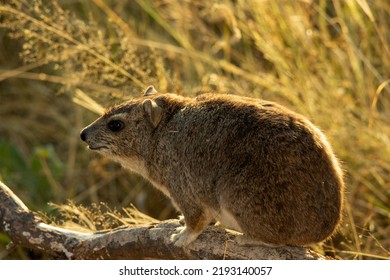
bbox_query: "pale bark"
[0,181,325,260]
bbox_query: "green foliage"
[0,139,64,208]
[0,0,389,259]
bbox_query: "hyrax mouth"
[88,145,109,151]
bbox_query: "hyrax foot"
[170,226,201,247]
[177,215,185,225]
[236,235,284,248]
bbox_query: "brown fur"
[80,87,344,247]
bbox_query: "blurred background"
[0,0,389,259]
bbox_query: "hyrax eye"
[107,120,124,132]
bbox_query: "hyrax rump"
[80,86,344,247]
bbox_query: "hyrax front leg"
[171,206,212,247]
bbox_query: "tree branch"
[0,181,325,259]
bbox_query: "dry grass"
[0,0,389,259]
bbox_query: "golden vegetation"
[0,0,389,259]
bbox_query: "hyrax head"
[80,86,162,167]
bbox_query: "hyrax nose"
[80,128,88,142]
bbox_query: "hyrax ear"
[142,99,163,128]
[143,86,157,96]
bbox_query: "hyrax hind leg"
[171,206,213,247]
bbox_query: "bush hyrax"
[80,86,344,247]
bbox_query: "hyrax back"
[80,87,344,247]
